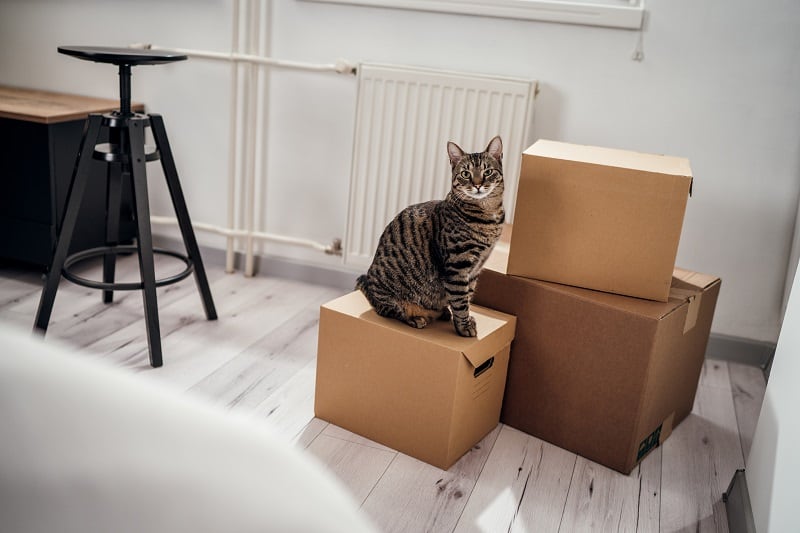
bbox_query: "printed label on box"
[637,423,663,462]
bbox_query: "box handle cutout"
[474,357,494,378]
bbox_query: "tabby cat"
[356,136,505,337]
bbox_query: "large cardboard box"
[315,291,517,470]
[474,248,720,474]
[509,140,693,302]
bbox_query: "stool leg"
[149,114,218,321]
[129,117,163,368]
[34,114,104,334]
[103,160,124,303]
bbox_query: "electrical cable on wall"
[631,1,647,61]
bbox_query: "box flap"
[525,139,692,179]
[322,291,516,368]
[460,306,516,367]
[673,267,719,290]
[665,270,719,332]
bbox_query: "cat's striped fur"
[356,136,505,337]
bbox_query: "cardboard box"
[508,140,693,302]
[474,248,720,474]
[314,291,516,470]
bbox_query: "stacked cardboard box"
[473,140,721,474]
[315,139,719,473]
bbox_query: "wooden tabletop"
[0,86,143,124]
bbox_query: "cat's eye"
[459,170,471,180]
[483,169,494,178]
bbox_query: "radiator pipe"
[225,0,241,274]
[243,0,260,277]
[128,43,357,75]
[127,0,352,274]
[150,216,342,255]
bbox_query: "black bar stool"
[34,46,217,368]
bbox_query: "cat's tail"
[355,274,369,293]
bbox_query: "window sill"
[298,0,644,30]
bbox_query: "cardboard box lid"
[322,291,516,367]
[525,139,692,183]
[486,246,719,323]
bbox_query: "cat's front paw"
[454,316,477,337]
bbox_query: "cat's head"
[447,136,503,202]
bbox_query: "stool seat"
[58,46,187,66]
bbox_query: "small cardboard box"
[314,291,516,470]
[474,247,720,474]
[509,140,693,302]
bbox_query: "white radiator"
[343,63,537,268]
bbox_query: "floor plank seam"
[358,452,399,509]
[727,368,750,475]
[556,456,578,533]
[322,433,400,453]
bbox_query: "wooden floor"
[0,254,766,533]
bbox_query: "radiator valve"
[325,238,343,256]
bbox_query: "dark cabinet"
[0,86,139,266]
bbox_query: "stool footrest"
[62,245,194,291]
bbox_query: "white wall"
[0,0,234,230]
[747,258,800,532]
[1,0,798,343]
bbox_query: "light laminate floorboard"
[0,256,765,532]
[454,425,575,533]
[361,425,502,533]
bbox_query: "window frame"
[297,0,644,30]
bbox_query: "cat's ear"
[486,135,503,161]
[447,141,465,167]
